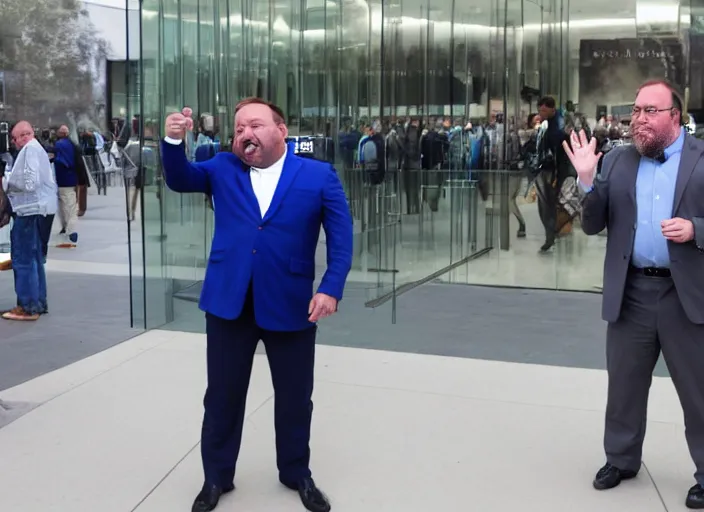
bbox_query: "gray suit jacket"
[582,134,704,324]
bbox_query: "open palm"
[562,129,602,188]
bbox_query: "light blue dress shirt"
[631,127,684,268]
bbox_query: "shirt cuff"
[576,177,593,193]
[164,136,183,145]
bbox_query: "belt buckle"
[644,267,669,277]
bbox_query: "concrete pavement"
[0,183,690,511]
[0,189,142,391]
[0,328,693,512]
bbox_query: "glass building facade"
[3,0,703,329]
[127,0,704,329]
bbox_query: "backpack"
[523,126,555,179]
[360,136,377,164]
[385,129,402,164]
[0,123,9,154]
[0,179,10,228]
[360,134,386,185]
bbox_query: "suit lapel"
[673,135,701,214]
[234,161,263,220]
[622,145,641,205]
[262,152,302,223]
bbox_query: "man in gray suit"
[564,79,704,509]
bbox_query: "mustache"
[631,125,651,134]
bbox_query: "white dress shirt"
[164,136,286,217]
[249,151,285,217]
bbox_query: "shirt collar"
[16,138,38,159]
[20,138,38,151]
[664,127,685,160]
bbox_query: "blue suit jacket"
[160,140,353,331]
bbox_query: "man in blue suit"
[162,97,353,512]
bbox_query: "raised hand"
[165,112,187,141]
[181,107,194,131]
[562,129,602,189]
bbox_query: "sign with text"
[286,136,335,164]
[579,38,683,121]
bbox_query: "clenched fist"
[165,112,188,141]
[181,107,194,131]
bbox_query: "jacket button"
[258,226,263,230]
[252,249,257,254]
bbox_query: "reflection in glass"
[129,0,696,328]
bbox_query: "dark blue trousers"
[38,214,54,260]
[202,287,316,488]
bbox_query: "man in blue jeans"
[1,121,57,321]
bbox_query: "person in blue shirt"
[568,79,704,509]
[52,125,79,245]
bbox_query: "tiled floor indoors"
[0,329,693,512]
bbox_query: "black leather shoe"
[191,482,235,512]
[281,477,331,512]
[539,239,555,252]
[686,484,704,509]
[593,463,638,490]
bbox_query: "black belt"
[628,265,671,278]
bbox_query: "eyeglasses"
[631,106,674,118]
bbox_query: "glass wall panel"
[126,3,146,329]
[1,0,143,328]
[132,0,700,329]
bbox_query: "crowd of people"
[327,96,646,255]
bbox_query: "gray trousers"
[508,174,525,227]
[605,272,704,484]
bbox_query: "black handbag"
[0,186,11,228]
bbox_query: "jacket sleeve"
[160,139,210,193]
[22,145,41,193]
[693,217,704,252]
[580,150,617,236]
[317,165,353,301]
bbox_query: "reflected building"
[2,0,702,328]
